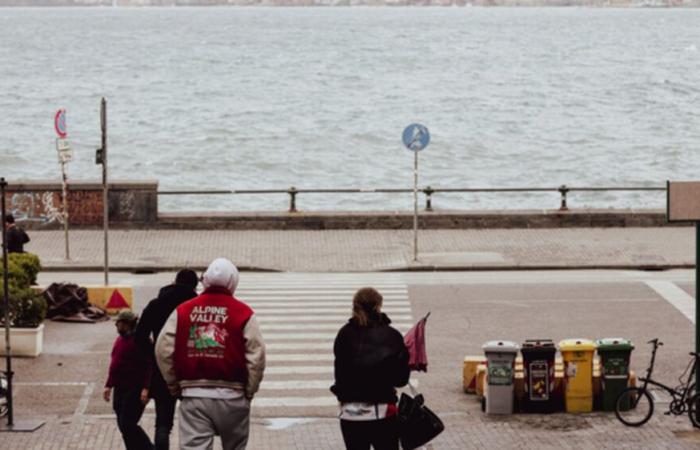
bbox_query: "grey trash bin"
[482,340,519,415]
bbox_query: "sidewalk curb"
[41,264,283,273]
[381,263,694,272]
[40,263,694,273]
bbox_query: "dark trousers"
[153,394,177,450]
[113,386,153,450]
[340,417,399,450]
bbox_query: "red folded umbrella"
[404,312,430,372]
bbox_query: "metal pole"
[413,151,418,262]
[695,222,700,392]
[61,161,70,260]
[101,98,109,286]
[1,177,14,427]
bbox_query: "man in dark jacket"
[4,214,30,254]
[135,269,198,450]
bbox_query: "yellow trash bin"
[559,339,597,413]
[463,356,486,394]
[476,364,487,398]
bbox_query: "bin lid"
[595,338,634,351]
[464,356,487,362]
[559,338,596,351]
[482,340,519,353]
[521,339,556,350]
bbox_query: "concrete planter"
[0,324,44,357]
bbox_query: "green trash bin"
[596,338,634,412]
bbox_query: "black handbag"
[397,391,445,449]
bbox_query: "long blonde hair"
[352,287,383,327]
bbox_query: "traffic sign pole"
[402,123,430,263]
[666,181,700,402]
[100,98,109,287]
[61,157,70,261]
[413,150,419,262]
[54,110,71,261]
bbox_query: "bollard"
[424,185,434,212]
[288,186,298,213]
[558,185,569,211]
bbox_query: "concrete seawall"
[156,209,673,230]
[4,179,680,230]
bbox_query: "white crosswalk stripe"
[234,275,414,411]
[260,323,413,331]
[257,315,415,322]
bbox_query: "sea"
[1,7,699,211]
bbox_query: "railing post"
[288,186,298,213]
[558,185,569,211]
[424,185,434,212]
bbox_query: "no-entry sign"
[54,109,67,138]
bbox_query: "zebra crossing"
[234,274,415,415]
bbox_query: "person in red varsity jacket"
[155,258,266,450]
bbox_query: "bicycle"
[0,372,7,418]
[615,338,698,427]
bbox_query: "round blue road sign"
[402,124,430,152]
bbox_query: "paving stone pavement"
[27,227,694,272]
[2,411,700,449]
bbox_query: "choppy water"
[1,7,700,212]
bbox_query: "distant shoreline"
[2,1,699,7]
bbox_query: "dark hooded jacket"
[7,226,30,254]
[331,313,410,404]
[135,283,197,397]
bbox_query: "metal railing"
[157,185,667,213]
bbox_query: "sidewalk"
[3,410,700,449]
[29,227,694,272]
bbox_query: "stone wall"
[4,180,158,229]
[157,209,674,229]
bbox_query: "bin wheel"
[615,387,653,427]
[481,397,486,413]
[688,393,700,428]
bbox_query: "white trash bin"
[482,340,519,415]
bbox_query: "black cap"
[175,269,198,291]
[5,214,15,224]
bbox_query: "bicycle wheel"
[689,393,700,428]
[0,375,7,417]
[615,387,654,427]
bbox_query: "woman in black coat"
[331,287,410,450]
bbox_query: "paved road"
[26,227,695,272]
[3,269,700,448]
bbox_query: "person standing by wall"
[155,258,266,450]
[135,269,199,450]
[331,287,410,450]
[104,311,153,450]
[4,214,30,254]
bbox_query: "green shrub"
[8,253,41,286]
[0,259,29,290]
[2,286,47,328]
[0,253,45,328]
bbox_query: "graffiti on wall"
[9,192,65,224]
[67,191,102,225]
[7,190,104,226]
